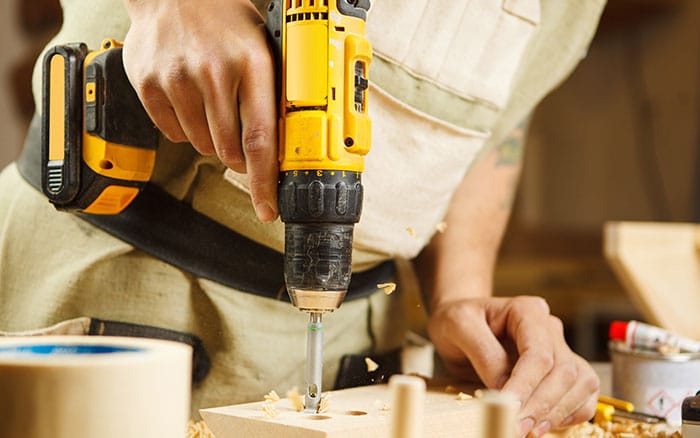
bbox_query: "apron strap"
[17,114,395,302]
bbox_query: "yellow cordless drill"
[266,0,372,412]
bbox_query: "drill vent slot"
[286,11,328,22]
[288,0,325,7]
[353,61,368,113]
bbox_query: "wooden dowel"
[389,374,426,438]
[479,390,518,438]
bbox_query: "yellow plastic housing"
[82,185,139,215]
[82,39,156,185]
[48,55,66,162]
[279,0,372,172]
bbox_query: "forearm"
[415,121,527,312]
[416,120,599,435]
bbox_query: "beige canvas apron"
[8,0,606,416]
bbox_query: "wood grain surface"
[202,382,488,438]
[201,380,565,438]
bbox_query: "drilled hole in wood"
[307,415,331,420]
[345,411,367,416]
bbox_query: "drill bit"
[305,312,323,412]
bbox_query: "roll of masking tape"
[0,336,192,438]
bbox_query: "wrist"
[425,270,493,314]
[414,234,497,314]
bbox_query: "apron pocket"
[354,84,491,259]
[0,317,91,336]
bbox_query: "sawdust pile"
[263,390,280,403]
[564,420,681,437]
[318,392,332,413]
[286,387,305,412]
[187,420,215,438]
[262,401,278,419]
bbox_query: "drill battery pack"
[41,39,158,215]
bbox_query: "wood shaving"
[286,387,305,412]
[657,343,681,355]
[456,392,473,400]
[318,392,332,414]
[264,390,280,403]
[405,227,415,237]
[373,399,390,414]
[564,419,681,437]
[262,401,278,419]
[364,357,379,372]
[435,222,447,233]
[473,389,485,399]
[377,282,397,295]
[186,420,215,438]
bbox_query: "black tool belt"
[17,115,395,301]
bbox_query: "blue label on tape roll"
[0,344,143,355]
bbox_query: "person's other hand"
[122,0,278,222]
[428,296,599,437]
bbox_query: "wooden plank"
[201,382,491,438]
[604,221,700,339]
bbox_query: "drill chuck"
[279,170,363,312]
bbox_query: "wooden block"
[200,380,580,438]
[201,382,490,438]
[604,221,700,339]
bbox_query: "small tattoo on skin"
[494,119,529,210]
[496,126,525,167]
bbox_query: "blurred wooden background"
[499,0,699,360]
[0,0,61,165]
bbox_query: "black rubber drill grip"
[279,170,363,291]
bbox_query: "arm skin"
[414,122,599,437]
[121,0,279,223]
